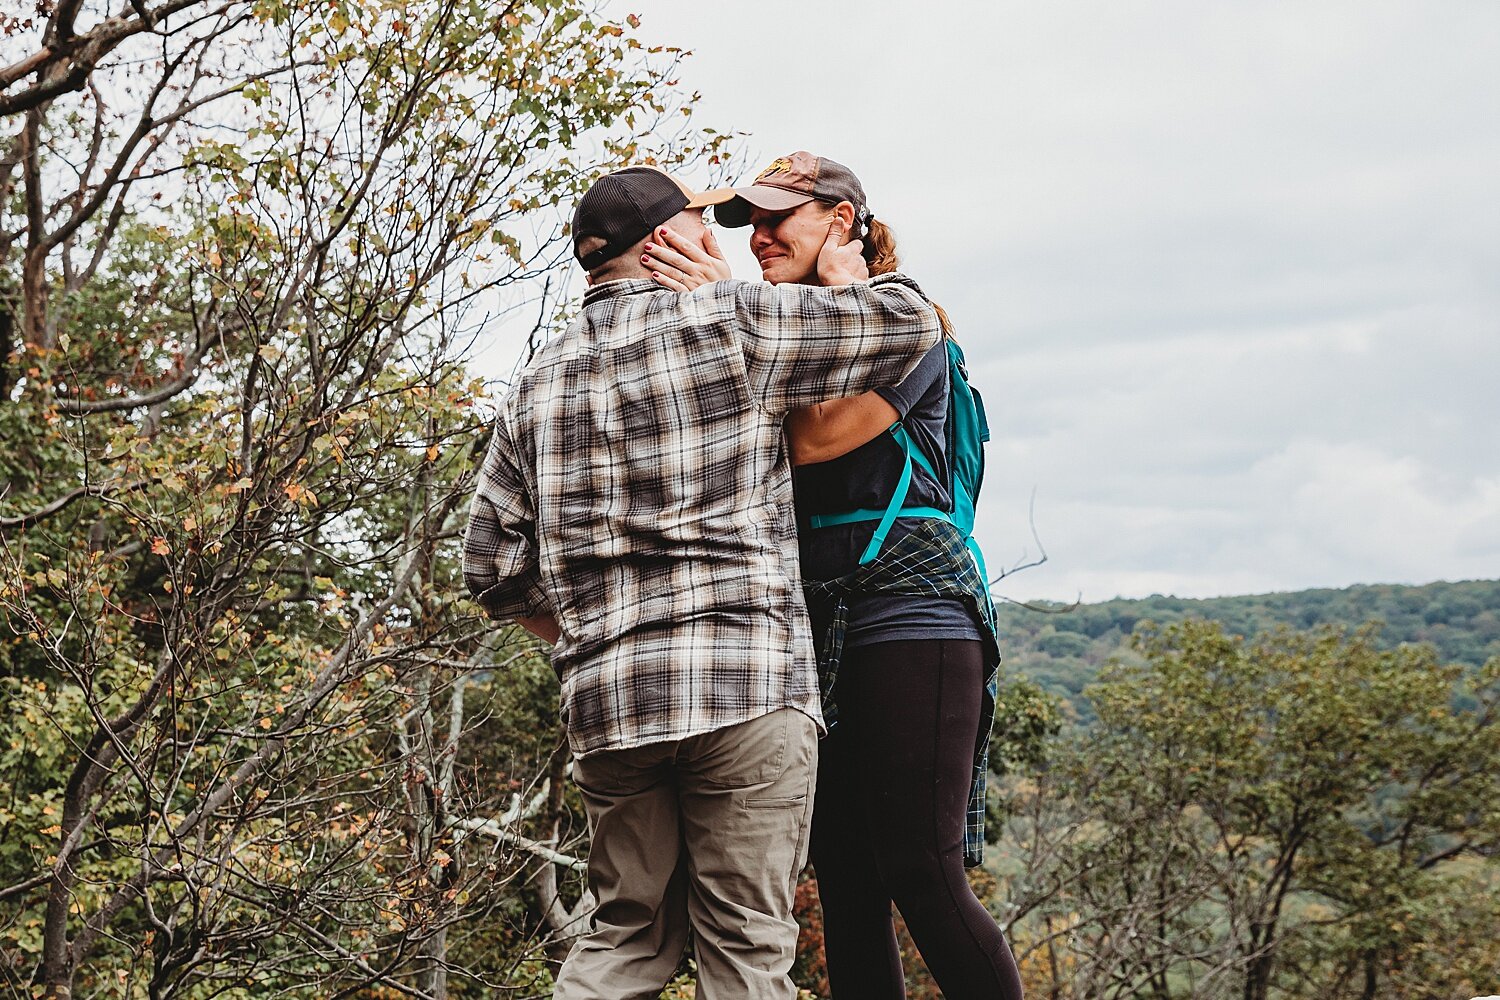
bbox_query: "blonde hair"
[861,217,954,336]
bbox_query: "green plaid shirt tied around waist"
[803,517,1000,869]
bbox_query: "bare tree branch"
[0,0,208,117]
[0,479,146,531]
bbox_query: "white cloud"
[973,302,1499,600]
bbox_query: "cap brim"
[685,187,739,209]
[710,186,816,228]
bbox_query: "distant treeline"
[994,578,1500,723]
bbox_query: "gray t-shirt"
[793,342,984,649]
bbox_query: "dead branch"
[0,0,210,117]
[0,479,146,532]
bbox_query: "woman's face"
[748,201,841,285]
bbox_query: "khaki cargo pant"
[553,707,818,1000]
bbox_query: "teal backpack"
[808,338,993,603]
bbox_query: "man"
[462,164,942,999]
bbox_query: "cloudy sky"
[489,1,1500,603]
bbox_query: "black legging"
[809,638,1024,999]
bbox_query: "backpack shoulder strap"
[807,421,953,565]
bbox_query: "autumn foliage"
[0,0,734,994]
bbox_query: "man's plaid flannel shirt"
[462,274,943,757]
[803,517,1000,868]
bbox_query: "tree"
[1000,621,1500,1000]
[0,0,733,994]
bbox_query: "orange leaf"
[151,538,170,556]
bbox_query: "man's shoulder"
[580,281,757,342]
[506,286,745,385]
[507,318,592,384]
[490,335,574,427]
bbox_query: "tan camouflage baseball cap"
[711,151,872,229]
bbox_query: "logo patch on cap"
[756,157,793,183]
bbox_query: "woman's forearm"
[786,391,900,466]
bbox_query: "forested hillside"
[995,579,1500,722]
[986,619,1500,1000]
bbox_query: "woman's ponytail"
[862,217,901,277]
[861,217,954,337]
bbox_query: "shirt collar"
[582,278,665,307]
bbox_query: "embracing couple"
[463,153,1023,999]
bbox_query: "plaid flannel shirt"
[462,274,943,756]
[803,517,1000,868]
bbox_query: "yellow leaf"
[259,717,272,730]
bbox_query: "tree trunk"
[20,107,53,350]
[1044,914,1062,1000]
[0,295,13,400]
[418,927,448,1000]
[1359,948,1378,1000]
[1242,926,1275,1000]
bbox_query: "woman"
[645,151,1024,1000]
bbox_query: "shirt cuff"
[471,570,550,622]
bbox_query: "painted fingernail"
[642,255,651,263]
[645,243,655,250]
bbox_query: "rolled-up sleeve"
[731,272,943,416]
[462,409,549,620]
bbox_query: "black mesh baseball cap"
[572,166,735,270]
